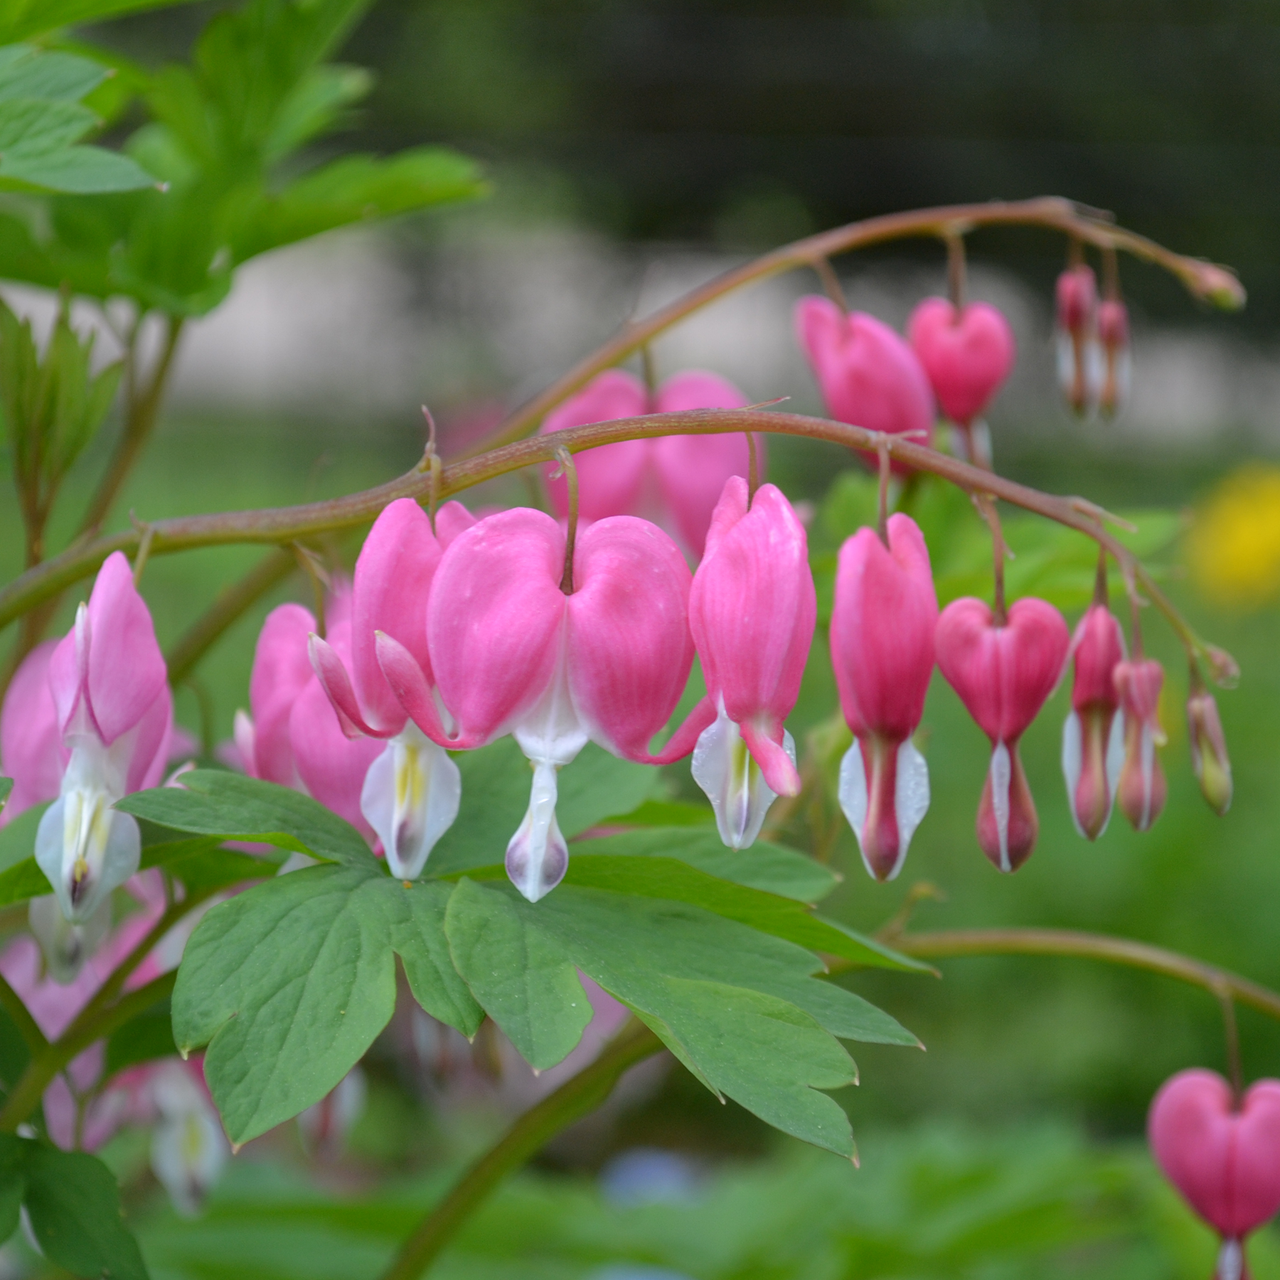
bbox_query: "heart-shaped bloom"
[671,478,815,850]
[1113,658,1168,831]
[382,509,694,901]
[1097,298,1131,418]
[540,368,754,557]
[830,514,938,880]
[1061,603,1126,840]
[1189,685,1233,816]
[795,296,934,469]
[1149,1068,1280,1279]
[936,596,1069,871]
[0,639,66,825]
[307,499,474,878]
[907,297,1016,427]
[1055,264,1099,415]
[33,553,173,923]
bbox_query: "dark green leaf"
[0,0,202,45]
[104,999,177,1078]
[21,1141,148,1280]
[0,1006,31,1099]
[575,826,839,903]
[172,867,479,1145]
[0,1134,22,1246]
[597,798,715,827]
[118,771,377,869]
[140,836,278,892]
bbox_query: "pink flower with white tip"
[671,478,815,850]
[795,296,934,469]
[540,368,754,557]
[381,509,693,901]
[1113,657,1167,831]
[1055,263,1099,415]
[307,499,477,878]
[1061,602,1126,840]
[907,297,1016,427]
[1149,1069,1280,1280]
[935,596,1069,872]
[32,552,173,924]
[830,514,938,881]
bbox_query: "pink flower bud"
[0,640,66,824]
[1149,1068,1280,1272]
[1189,686,1233,816]
[1097,298,1131,418]
[907,297,1016,427]
[830,514,938,880]
[541,368,755,557]
[236,603,317,786]
[795,296,934,469]
[1055,264,1098,415]
[936,597,1069,871]
[678,479,815,849]
[1113,658,1167,831]
[1061,604,1125,840]
[407,509,693,900]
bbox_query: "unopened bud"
[1096,299,1130,418]
[1188,688,1232,815]
[1055,265,1098,416]
[1062,604,1125,840]
[977,742,1038,872]
[1113,659,1167,831]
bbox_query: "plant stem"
[881,928,1280,1021]
[379,1018,663,1280]
[0,973,47,1057]
[471,196,1243,453]
[0,410,1227,679]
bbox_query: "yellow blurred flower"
[1187,464,1280,607]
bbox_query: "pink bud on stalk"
[1055,263,1099,415]
[830,514,938,880]
[1113,658,1168,831]
[31,553,173,924]
[678,478,816,850]
[1061,603,1126,840]
[1189,682,1233,816]
[907,297,1016,427]
[1149,1069,1280,1280]
[1097,298,1131,418]
[936,597,1069,871]
[540,368,755,557]
[308,499,475,878]
[795,296,934,471]
[383,509,693,901]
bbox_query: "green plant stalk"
[0,971,175,1132]
[0,972,47,1056]
[471,196,1245,453]
[0,409,1228,676]
[379,1017,663,1280]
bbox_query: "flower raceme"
[1113,658,1168,831]
[795,296,934,470]
[1061,603,1126,840]
[380,508,694,902]
[677,478,816,850]
[1149,1069,1280,1280]
[1055,263,1099,415]
[907,297,1016,428]
[830,514,938,881]
[539,368,754,557]
[307,498,477,878]
[936,596,1070,872]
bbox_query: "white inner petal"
[894,738,931,868]
[1101,708,1126,837]
[837,741,868,851]
[989,741,1012,873]
[28,893,111,985]
[506,759,569,902]
[1138,721,1156,829]
[1060,711,1084,838]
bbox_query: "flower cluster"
[1054,262,1131,418]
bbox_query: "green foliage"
[0,1135,148,1278]
[0,45,156,194]
[0,0,201,45]
[105,998,178,1077]
[0,777,11,810]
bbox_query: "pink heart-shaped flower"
[908,297,1016,427]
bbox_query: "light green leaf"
[0,49,106,104]
[172,866,479,1144]
[0,858,52,909]
[0,801,45,873]
[575,826,839,902]
[0,97,95,154]
[117,771,377,869]
[0,144,157,194]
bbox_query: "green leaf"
[575,826,839,903]
[104,999,177,1078]
[0,800,42,872]
[117,771,377,869]
[0,777,11,811]
[0,1006,31,1099]
[140,836,278,892]
[172,866,480,1145]
[0,144,157,194]
[0,1134,22,1246]
[428,739,658,878]
[0,49,106,104]
[0,0,202,44]
[598,797,715,827]
[21,1141,148,1280]
[0,858,52,909]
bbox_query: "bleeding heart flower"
[1113,658,1168,831]
[540,367,754,557]
[1061,603,1126,840]
[0,639,66,825]
[1097,298,1131,418]
[936,596,1069,871]
[382,509,693,901]
[830,514,938,880]
[307,499,472,878]
[34,553,173,924]
[1149,1068,1280,1280]
[1055,264,1099,415]
[907,297,1016,427]
[1189,684,1233,816]
[795,296,934,470]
